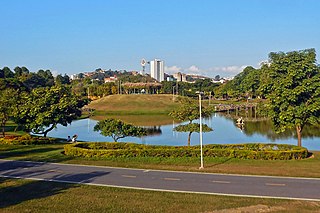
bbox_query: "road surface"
[0,159,319,201]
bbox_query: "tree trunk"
[187,132,192,146]
[44,124,56,138]
[296,125,302,147]
[1,120,6,137]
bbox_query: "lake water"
[46,113,320,151]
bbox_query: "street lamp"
[196,91,204,169]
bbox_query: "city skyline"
[1,0,320,78]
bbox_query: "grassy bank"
[1,144,320,178]
[1,177,319,213]
[87,94,180,115]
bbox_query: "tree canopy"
[15,85,88,137]
[260,48,320,146]
[173,123,213,146]
[94,118,147,142]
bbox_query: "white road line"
[212,180,231,184]
[164,178,181,181]
[121,175,136,178]
[265,183,286,186]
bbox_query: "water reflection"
[46,112,320,150]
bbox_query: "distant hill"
[88,94,180,115]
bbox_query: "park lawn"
[0,144,320,178]
[87,94,180,115]
[1,178,320,213]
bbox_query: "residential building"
[150,59,164,82]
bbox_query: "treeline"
[0,66,88,137]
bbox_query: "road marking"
[164,178,181,181]
[143,170,150,173]
[212,180,231,184]
[121,175,136,178]
[265,183,286,186]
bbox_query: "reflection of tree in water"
[220,112,320,141]
[144,126,162,136]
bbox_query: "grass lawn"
[87,94,180,115]
[1,177,320,213]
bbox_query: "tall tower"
[150,59,164,82]
[140,58,147,75]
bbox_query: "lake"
[46,113,320,151]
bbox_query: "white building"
[150,59,164,82]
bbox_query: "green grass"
[87,94,180,115]
[1,177,320,213]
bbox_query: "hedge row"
[64,142,308,160]
[0,134,59,145]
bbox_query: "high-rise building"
[150,59,164,82]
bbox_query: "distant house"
[104,75,118,83]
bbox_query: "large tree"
[0,88,19,136]
[16,85,88,137]
[94,118,146,142]
[260,49,320,146]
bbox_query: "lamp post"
[197,91,204,169]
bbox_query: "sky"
[1,0,320,78]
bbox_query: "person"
[67,136,71,142]
[72,134,78,143]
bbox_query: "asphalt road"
[1,159,320,201]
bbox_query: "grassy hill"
[87,94,180,115]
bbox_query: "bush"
[64,142,308,160]
[0,134,60,145]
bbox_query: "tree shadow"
[0,169,110,209]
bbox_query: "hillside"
[87,94,180,115]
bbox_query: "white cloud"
[164,65,182,74]
[209,65,248,76]
[164,64,250,78]
[186,65,201,74]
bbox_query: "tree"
[169,97,213,145]
[15,85,88,137]
[94,118,147,142]
[2,67,14,78]
[173,123,213,146]
[169,97,211,124]
[55,74,70,85]
[0,88,19,136]
[259,49,320,146]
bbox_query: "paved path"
[1,159,320,201]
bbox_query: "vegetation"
[0,134,60,145]
[169,97,213,145]
[15,85,88,137]
[93,119,147,142]
[88,94,180,115]
[259,49,320,147]
[64,142,308,160]
[0,66,88,138]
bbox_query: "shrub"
[63,142,308,160]
[0,134,60,145]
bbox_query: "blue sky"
[1,0,319,77]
